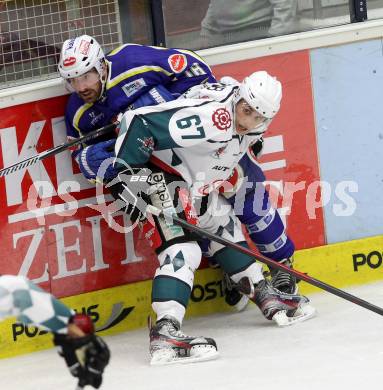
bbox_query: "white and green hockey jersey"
[0,275,73,334]
[115,83,264,197]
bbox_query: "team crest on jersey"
[168,54,187,73]
[212,108,232,131]
[63,57,76,67]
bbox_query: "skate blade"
[150,346,219,366]
[272,304,316,327]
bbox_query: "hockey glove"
[106,166,153,223]
[53,314,110,389]
[77,139,119,181]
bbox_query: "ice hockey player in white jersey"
[112,71,315,365]
[58,35,299,313]
[0,275,110,388]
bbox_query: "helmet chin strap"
[246,120,271,136]
[232,99,239,135]
[98,76,107,100]
[63,79,75,94]
[97,61,108,100]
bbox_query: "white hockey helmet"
[58,35,105,80]
[238,71,282,119]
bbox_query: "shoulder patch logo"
[168,54,187,73]
[212,108,232,131]
[137,136,155,156]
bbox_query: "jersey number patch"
[176,115,205,140]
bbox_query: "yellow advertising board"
[1,234,382,359]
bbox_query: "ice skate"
[269,258,298,294]
[149,316,219,365]
[238,277,316,327]
[269,258,316,325]
[222,272,250,312]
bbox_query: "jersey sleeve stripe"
[73,102,93,134]
[107,43,141,56]
[107,65,173,89]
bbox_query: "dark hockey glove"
[250,137,264,158]
[106,165,153,224]
[53,314,110,389]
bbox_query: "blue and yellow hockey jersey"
[65,44,216,143]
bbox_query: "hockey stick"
[154,208,383,317]
[0,122,117,177]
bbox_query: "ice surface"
[1,281,383,390]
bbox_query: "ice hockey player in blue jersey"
[58,35,215,145]
[58,35,302,313]
[0,275,110,388]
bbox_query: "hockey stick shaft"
[0,122,117,177]
[158,209,383,317]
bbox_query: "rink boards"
[1,233,382,359]
[1,28,383,359]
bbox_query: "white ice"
[1,281,383,390]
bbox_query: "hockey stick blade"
[158,209,383,317]
[0,122,117,177]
